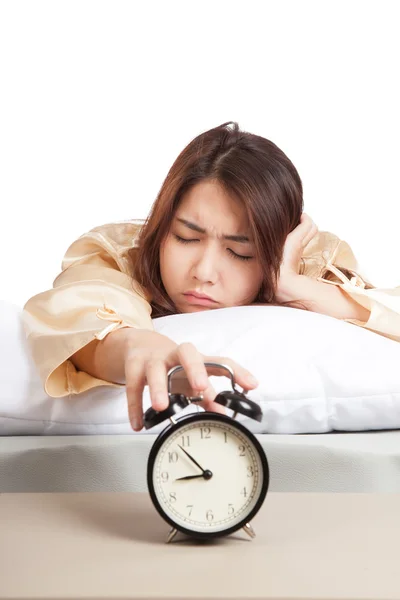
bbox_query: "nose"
[190,245,219,283]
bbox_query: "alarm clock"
[143,362,269,543]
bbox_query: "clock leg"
[166,527,179,543]
[242,522,256,539]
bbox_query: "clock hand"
[177,444,207,474]
[175,474,205,481]
[175,470,213,481]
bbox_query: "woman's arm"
[70,328,128,385]
[22,222,154,397]
[71,327,167,385]
[276,274,371,322]
[279,228,400,343]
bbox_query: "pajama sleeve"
[22,222,154,397]
[301,231,400,343]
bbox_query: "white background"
[1,0,399,308]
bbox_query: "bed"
[2,301,400,494]
[2,430,400,493]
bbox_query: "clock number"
[247,465,254,477]
[206,509,214,522]
[224,432,228,443]
[168,451,179,463]
[169,492,177,503]
[241,487,248,498]
[181,435,190,447]
[161,471,169,483]
[238,445,246,457]
[200,427,211,439]
[186,505,193,516]
[228,503,234,515]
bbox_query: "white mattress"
[2,431,400,493]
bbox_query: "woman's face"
[160,180,264,313]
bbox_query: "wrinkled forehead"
[176,181,251,239]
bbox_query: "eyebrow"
[175,217,251,243]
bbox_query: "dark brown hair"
[130,121,308,318]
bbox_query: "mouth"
[183,292,218,306]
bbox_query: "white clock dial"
[151,418,266,534]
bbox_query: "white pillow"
[1,299,400,435]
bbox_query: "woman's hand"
[277,213,318,298]
[123,330,259,431]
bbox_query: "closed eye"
[173,235,253,262]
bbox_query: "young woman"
[23,122,400,431]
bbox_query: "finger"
[201,356,259,393]
[177,342,213,392]
[300,213,315,232]
[176,344,258,410]
[298,214,318,244]
[301,212,312,224]
[177,344,259,394]
[125,358,146,432]
[195,382,227,415]
[168,374,226,415]
[199,398,227,415]
[145,358,170,412]
[301,213,316,227]
[288,213,313,242]
[302,221,318,246]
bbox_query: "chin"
[182,305,211,313]
[178,303,221,313]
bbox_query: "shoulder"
[61,220,144,272]
[88,220,145,248]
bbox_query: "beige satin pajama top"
[22,221,400,398]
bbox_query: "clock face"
[147,413,269,537]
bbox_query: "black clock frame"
[146,411,270,540]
